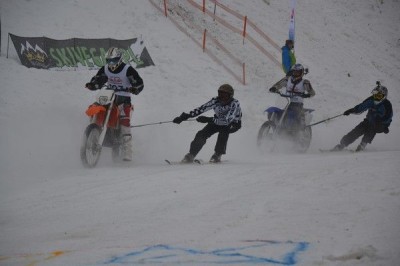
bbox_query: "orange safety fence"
[188,0,281,66]
[148,0,246,84]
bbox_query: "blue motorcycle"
[257,92,314,153]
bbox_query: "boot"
[209,153,222,163]
[181,153,194,163]
[330,143,344,151]
[121,125,132,161]
[355,142,367,152]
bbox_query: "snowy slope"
[1,0,400,265]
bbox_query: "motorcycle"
[80,86,125,168]
[257,91,314,153]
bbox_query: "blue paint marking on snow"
[103,241,309,265]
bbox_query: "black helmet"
[218,84,234,97]
[218,84,234,104]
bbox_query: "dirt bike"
[257,91,314,153]
[80,86,125,168]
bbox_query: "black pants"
[190,123,230,156]
[286,102,304,130]
[340,119,385,147]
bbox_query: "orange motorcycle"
[80,86,125,168]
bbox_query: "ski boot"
[355,142,367,152]
[330,143,344,152]
[209,153,222,163]
[181,153,195,163]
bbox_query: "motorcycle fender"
[265,107,283,114]
[85,104,106,117]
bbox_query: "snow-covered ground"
[1,0,399,265]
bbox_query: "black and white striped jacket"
[188,97,242,126]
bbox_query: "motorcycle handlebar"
[271,91,310,98]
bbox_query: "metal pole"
[307,114,343,127]
[131,119,195,128]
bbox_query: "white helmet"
[105,47,123,71]
[371,82,388,104]
[291,63,305,81]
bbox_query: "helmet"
[218,84,234,97]
[291,63,304,81]
[105,47,123,71]
[218,84,234,104]
[371,83,388,104]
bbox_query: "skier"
[269,63,315,131]
[331,82,392,152]
[172,84,242,163]
[85,47,144,161]
[282,39,296,75]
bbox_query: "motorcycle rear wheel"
[80,123,102,168]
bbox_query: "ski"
[164,159,202,165]
[164,159,224,165]
[319,148,356,153]
[192,159,225,165]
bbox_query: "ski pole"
[307,114,343,127]
[130,119,195,128]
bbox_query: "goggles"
[373,92,384,101]
[106,57,120,65]
[218,91,230,97]
[292,70,302,77]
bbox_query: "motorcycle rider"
[269,63,315,131]
[85,47,144,161]
[331,82,392,152]
[172,84,242,163]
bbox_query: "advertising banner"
[9,34,155,70]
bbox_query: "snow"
[1,0,400,265]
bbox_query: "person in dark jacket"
[85,47,144,161]
[331,82,392,152]
[173,84,242,163]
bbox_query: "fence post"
[7,33,10,58]
[163,0,168,17]
[213,1,217,21]
[203,29,207,52]
[242,62,246,85]
[242,15,247,45]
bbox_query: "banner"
[9,34,155,70]
[288,0,296,43]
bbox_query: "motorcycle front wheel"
[80,123,102,168]
[257,121,276,148]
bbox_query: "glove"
[196,116,213,123]
[269,87,278,93]
[383,127,389,134]
[229,121,241,133]
[302,93,311,98]
[85,82,96,91]
[129,87,140,95]
[343,108,354,116]
[173,112,190,124]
